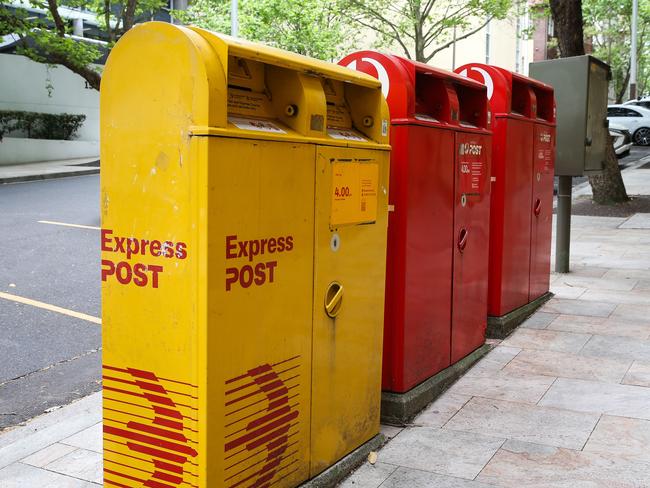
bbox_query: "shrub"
[0,111,86,141]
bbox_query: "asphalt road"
[0,174,101,430]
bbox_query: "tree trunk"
[588,135,629,204]
[549,0,629,205]
[549,0,585,57]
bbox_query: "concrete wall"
[0,54,99,142]
[0,138,99,165]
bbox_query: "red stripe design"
[103,365,199,487]
[224,356,301,487]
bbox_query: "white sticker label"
[228,116,286,134]
[328,128,367,142]
[381,119,389,136]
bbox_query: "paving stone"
[552,275,638,292]
[549,285,587,299]
[45,448,102,484]
[619,213,650,229]
[338,461,397,488]
[501,328,591,354]
[503,349,631,384]
[539,377,650,420]
[466,346,521,374]
[444,397,599,449]
[622,361,650,387]
[478,439,650,488]
[559,266,609,278]
[379,466,495,487]
[412,393,471,428]
[580,335,650,362]
[0,394,101,469]
[540,298,616,317]
[520,312,558,329]
[380,425,403,440]
[603,268,650,281]
[448,370,555,404]
[20,443,77,468]
[584,415,650,464]
[61,423,102,453]
[547,315,650,340]
[581,289,650,306]
[378,428,504,480]
[611,303,650,322]
[0,462,98,487]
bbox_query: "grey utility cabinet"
[529,55,611,176]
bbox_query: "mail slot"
[456,64,556,335]
[101,22,390,487]
[340,52,491,404]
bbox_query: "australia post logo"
[225,234,294,291]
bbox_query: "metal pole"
[231,0,238,37]
[630,0,638,99]
[555,175,572,273]
[452,25,457,70]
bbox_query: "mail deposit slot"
[101,22,390,487]
[456,64,556,334]
[340,51,491,402]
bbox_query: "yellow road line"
[0,291,101,325]
[38,220,100,230]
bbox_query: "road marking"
[0,291,101,325]
[38,220,100,230]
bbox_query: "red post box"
[340,52,492,421]
[455,64,556,336]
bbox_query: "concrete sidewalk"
[0,158,99,184]
[2,205,650,486]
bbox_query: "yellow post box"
[100,22,390,488]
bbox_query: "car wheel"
[634,127,650,145]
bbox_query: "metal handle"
[457,228,468,252]
[325,282,344,318]
[534,198,542,217]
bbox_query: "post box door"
[488,118,534,316]
[451,132,491,363]
[383,125,454,392]
[310,145,389,476]
[207,137,315,488]
[529,124,555,301]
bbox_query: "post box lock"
[330,233,341,252]
[362,116,374,127]
[325,281,344,317]
[285,104,298,117]
[461,194,467,207]
[457,228,469,252]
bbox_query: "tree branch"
[46,0,66,37]
[426,16,492,61]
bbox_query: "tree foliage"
[339,0,513,63]
[0,0,167,90]
[176,0,354,60]
[583,0,650,101]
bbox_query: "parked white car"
[607,104,650,146]
[623,97,650,111]
[609,122,633,157]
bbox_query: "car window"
[608,107,625,117]
[634,101,650,110]
[623,108,642,117]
